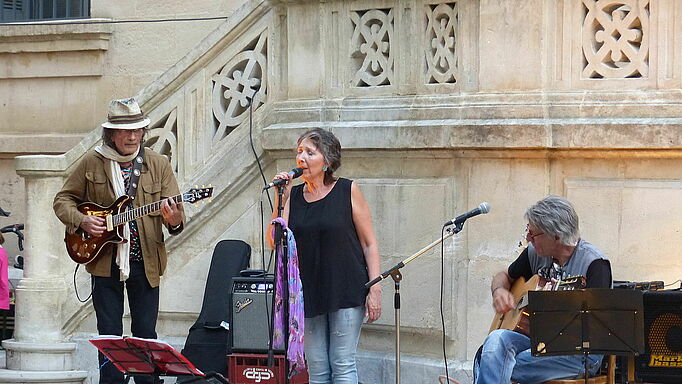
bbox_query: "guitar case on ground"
[178,240,251,381]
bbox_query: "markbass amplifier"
[635,290,682,383]
[231,277,283,353]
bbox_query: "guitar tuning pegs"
[195,185,198,189]
[202,184,205,188]
[208,198,213,203]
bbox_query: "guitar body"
[64,196,129,265]
[488,274,586,337]
[488,274,541,336]
[63,186,213,265]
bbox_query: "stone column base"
[0,339,86,383]
[0,369,87,383]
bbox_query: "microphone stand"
[366,222,465,384]
[259,97,290,383]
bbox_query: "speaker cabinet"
[636,290,682,383]
[231,277,283,353]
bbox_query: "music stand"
[528,289,645,384]
[90,336,211,383]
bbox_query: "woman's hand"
[272,171,294,200]
[365,284,382,323]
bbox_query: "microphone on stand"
[444,202,491,226]
[263,168,303,190]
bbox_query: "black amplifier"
[230,277,282,353]
[635,290,682,383]
[613,280,665,291]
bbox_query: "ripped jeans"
[304,306,365,384]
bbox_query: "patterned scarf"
[271,218,306,376]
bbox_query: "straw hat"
[101,98,151,130]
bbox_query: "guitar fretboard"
[112,194,182,227]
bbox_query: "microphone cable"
[246,94,275,273]
[247,94,282,370]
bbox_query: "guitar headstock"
[512,226,529,257]
[183,185,214,204]
[557,275,587,290]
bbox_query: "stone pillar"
[0,156,87,383]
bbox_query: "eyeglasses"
[114,128,145,137]
[526,227,544,242]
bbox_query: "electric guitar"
[64,186,213,265]
[488,274,586,336]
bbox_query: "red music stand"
[90,336,207,383]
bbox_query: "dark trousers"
[92,258,160,384]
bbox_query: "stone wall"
[0,0,246,237]
[4,0,682,383]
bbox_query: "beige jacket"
[53,149,184,287]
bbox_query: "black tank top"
[289,178,369,317]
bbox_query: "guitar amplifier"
[635,290,682,383]
[614,280,665,291]
[230,277,283,353]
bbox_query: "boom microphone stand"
[366,222,466,384]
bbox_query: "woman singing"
[268,128,382,384]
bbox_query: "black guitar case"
[179,240,251,380]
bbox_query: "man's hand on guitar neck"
[160,197,183,228]
[80,215,106,237]
[491,271,515,314]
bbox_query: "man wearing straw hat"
[54,97,185,384]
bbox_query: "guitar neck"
[113,194,182,226]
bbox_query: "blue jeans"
[304,306,365,384]
[473,330,603,384]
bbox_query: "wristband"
[491,286,505,295]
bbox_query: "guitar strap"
[126,146,145,201]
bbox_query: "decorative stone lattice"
[582,0,649,79]
[425,2,458,84]
[146,109,179,172]
[211,33,267,143]
[350,8,394,87]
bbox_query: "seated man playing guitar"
[53,97,184,384]
[474,195,612,384]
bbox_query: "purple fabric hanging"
[271,217,306,375]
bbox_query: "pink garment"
[271,218,306,376]
[0,248,9,310]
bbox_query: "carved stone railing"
[7,0,682,383]
[7,0,274,381]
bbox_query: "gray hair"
[297,128,341,186]
[525,195,580,246]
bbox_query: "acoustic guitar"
[64,186,213,265]
[488,274,586,336]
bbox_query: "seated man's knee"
[483,329,507,348]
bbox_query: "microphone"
[444,202,491,226]
[263,168,303,190]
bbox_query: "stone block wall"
[4,0,682,382]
